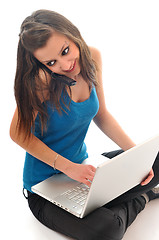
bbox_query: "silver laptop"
[31,135,159,218]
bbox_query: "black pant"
[26,150,159,240]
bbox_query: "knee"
[85,209,125,240]
[98,216,125,239]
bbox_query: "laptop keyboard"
[62,183,90,206]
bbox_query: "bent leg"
[26,150,158,239]
[27,190,146,240]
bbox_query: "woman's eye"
[62,46,69,56]
[46,46,69,66]
[47,60,56,66]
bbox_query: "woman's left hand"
[141,168,154,186]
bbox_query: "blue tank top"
[23,86,99,192]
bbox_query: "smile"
[64,60,76,73]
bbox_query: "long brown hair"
[14,9,97,139]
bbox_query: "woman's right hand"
[65,163,96,187]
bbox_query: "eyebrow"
[42,42,68,63]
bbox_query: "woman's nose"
[59,59,71,72]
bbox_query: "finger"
[141,179,148,186]
[87,170,95,178]
[141,174,153,186]
[150,169,155,177]
[141,176,151,185]
[87,175,94,182]
[83,178,91,187]
[88,167,96,177]
[141,169,154,186]
[88,165,96,173]
[141,180,149,186]
[86,171,95,183]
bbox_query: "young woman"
[10,9,159,240]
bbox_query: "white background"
[1,0,159,239]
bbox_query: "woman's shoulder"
[89,46,101,55]
[89,46,102,70]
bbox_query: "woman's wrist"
[53,153,74,174]
[52,154,59,170]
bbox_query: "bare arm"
[90,47,154,185]
[90,47,135,151]
[94,110,136,151]
[10,108,96,187]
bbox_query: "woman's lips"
[64,60,76,73]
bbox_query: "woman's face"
[34,31,81,79]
